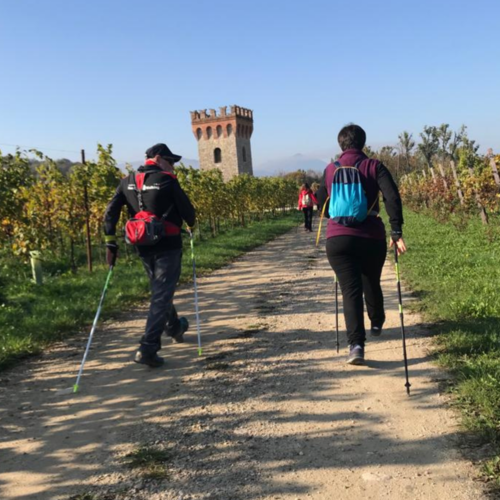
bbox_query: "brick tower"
[190,105,254,181]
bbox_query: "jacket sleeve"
[103,181,127,241]
[376,163,403,233]
[172,180,196,227]
[315,170,329,217]
[311,191,318,205]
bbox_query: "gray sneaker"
[370,325,383,337]
[347,345,365,365]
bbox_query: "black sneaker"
[167,317,189,344]
[370,323,384,337]
[134,351,165,368]
[347,345,365,365]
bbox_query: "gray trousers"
[139,249,182,355]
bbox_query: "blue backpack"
[328,161,378,227]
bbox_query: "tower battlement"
[190,105,253,123]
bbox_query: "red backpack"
[125,172,180,246]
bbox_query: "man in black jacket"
[104,143,196,367]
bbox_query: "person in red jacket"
[298,183,318,232]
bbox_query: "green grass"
[68,494,98,500]
[0,212,301,370]
[401,210,500,485]
[123,445,173,479]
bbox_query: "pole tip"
[73,384,79,394]
[405,382,411,396]
[198,348,203,357]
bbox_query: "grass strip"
[401,209,500,485]
[0,212,301,371]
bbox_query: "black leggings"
[303,207,313,230]
[326,236,387,347]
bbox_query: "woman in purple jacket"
[316,124,407,365]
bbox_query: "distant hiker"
[298,183,317,232]
[103,143,196,368]
[316,124,406,365]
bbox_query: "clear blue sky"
[1,0,499,166]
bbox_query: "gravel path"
[0,228,485,500]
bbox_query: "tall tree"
[418,126,439,181]
[449,125,466,162]
[398,131,415,172]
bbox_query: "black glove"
[106,243,118,267]
[391,230,402,243]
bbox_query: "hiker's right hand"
[390,237,407,256]
[106,243,118,267]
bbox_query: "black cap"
[145,143,182,163]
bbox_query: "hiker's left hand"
[390,237,407,255]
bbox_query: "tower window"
[206,126,212,139]
[227,124,233,136]
[214,148,222,163]
[196,128,202,140]
[216,125,222,137]
[242,147,247,162]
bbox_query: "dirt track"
[0,227,485,499]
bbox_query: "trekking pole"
[315,196,330,247]
[57,266,114,395]
[334,274,339,353]
[394,244,411,395]
[188,229,203,356]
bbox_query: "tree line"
[0,145,299,271]
[366,124,500,225]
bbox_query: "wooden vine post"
[466,158,488,225]
[437,162,449,190]
[449,160,465,206]
[488,153,500,189]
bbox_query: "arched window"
[196,128,202,140]
[227,124,233,136]
[214,148,222,163]
[206,126,212,139]
[242,147,247,162]
[216,125,222,137]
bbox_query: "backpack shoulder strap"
[130,170,177,220]
[356,159,380,215]
[129,172,148,211]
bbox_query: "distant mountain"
[254,153,327,177]
[118,158,200,171]
[179,158,200,169]
[119,155,326,177]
